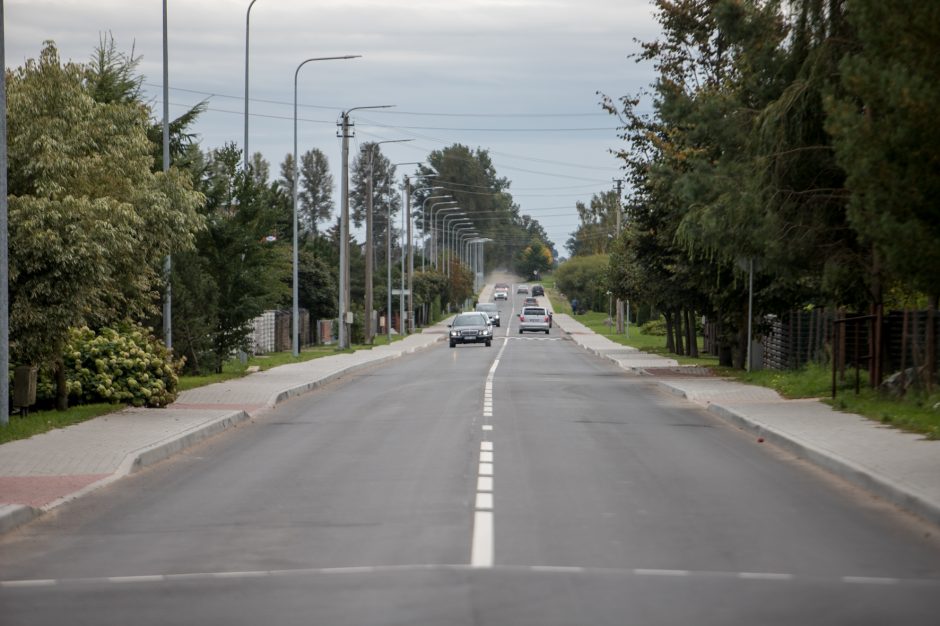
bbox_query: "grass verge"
[720,362,940,439]
[1,333,414,444]
[0,403,124,445]
[543,274,940,438]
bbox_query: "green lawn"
[0,403,123,445]
[722,362,940,440]
[543,273,940,439]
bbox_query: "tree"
[566,191,620,257]
[6,42,204,406]
[826,0,940,300]
[172,145,287,373]
[351,143,399,245]
[517,241,554,279]
[279,149,335,235]
[554,255,610,312]
[413,144,554,274]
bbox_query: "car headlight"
[450,330,459,337]
[481,329,491,336]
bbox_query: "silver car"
[475,302,501,327]
[519,306,550,334]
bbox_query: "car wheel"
[486,340,492,347]
[518,328,523,334]
[449,341,456,348]
[545,329,550,335]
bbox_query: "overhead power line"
[145,82,609,119]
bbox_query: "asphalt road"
[2,292,939,625]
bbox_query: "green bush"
[640,318,667,336]
[37,324,183,408]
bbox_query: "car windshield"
[454,314,486,326]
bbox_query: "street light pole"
[162,0,172,351]
[0,0,9,425]
[453,224,475,272]
[243,0,260,172]
[432,205,461,268]
[293,55,360,356]
[440,214,465,272]
[364,140,411,344]
[420,194,451,270]
[393,171,434,328]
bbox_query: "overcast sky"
[6,0,660,253]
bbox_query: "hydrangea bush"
[36,324,183,408]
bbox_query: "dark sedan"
[449,312,494,347]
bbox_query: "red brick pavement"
[0,475,109,508]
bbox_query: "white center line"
[471,511,494,567]
[475,492,494,510]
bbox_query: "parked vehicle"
[449,312,494,347]
[519,306,550,334]
[474,302,501,327]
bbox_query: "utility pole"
[399,185,406,336]
[338,112,351,349]
[365,147,374,344]
[387,184,392,343]
[614,178,625,335]
[405,176,414,333]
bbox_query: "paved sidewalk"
[0,323,449,534]
[553,312,940,528]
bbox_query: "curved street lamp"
[434,206,463,268]
[419,194,450,270]
[451,223,475,275]
[442,215,470,272]
[426,199,456,267]
[292,55,361,356]
[243,0,261,172]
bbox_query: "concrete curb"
[703,401,940,529]
[0,504,41,535]
[0,331,446,535]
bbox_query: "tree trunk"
[55,356,69,412]
[674,308,685,356]
[927,295,937,392]
[686,308,699,358]
[664,312,675,354]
